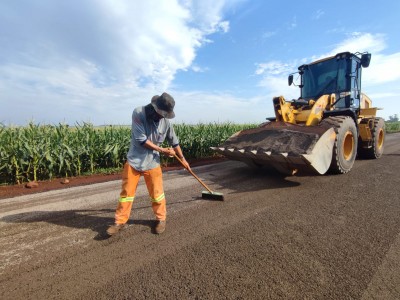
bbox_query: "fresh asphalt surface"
[0,133,399,299]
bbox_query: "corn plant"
[0,122,256,184]
[386,121,400,133]
[0,125,28,184]
[172,122,257,159]
[50,124,75,178]
[103,125,130,169]
[21,123,51,182]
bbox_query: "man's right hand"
[160,147,175,157]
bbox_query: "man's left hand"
[179,157,191,170]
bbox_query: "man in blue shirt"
[107,93,190,236]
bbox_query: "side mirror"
[288,74,293,86]
[361,53,371,68]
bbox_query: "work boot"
[155,220,166,234]
[106,223,126,236]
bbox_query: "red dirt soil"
[0,157,227,199]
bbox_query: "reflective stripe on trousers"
[114,163,166,224]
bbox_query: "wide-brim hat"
[151,92,175,119]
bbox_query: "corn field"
[386,121,400,133]
[0,122,256,184]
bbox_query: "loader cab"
[290,52,371,114]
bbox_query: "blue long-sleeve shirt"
[127,106,179,171]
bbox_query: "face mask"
[145,104,163,121]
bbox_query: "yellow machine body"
[213,52,385,175]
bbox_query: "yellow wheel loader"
[212,52,385,175]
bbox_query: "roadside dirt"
[0,157,227,199]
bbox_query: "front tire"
[321,116,358,174]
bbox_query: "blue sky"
[1,0,400,125]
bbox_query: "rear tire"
[321,116,358,174]
[358,118,385,159]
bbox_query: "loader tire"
[321,116,358,174]
[358,118,385,159]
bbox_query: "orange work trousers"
[114,163,166,224]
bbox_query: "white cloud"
[171,91,271,124]
[262,31,277,39]
[362,53,400,85]
[180,0,231,34]
[0,0,234,125]
[0,0,206,89]
[1,0,399,126]
[257,75,299,101]
[333,33,400,118]
[255,61,294,76]
[254,59,300,101]
[253,32,400,119]
[331,32,386,55]
[218,21,230,33]
[288,16,297,29]
[191,65,209,73]
[312,9,325,20]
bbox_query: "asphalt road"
[1,133,399,300]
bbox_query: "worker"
[106,92,190,236]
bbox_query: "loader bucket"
[211,122,336,175]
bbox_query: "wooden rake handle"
[173,154,214,194]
